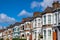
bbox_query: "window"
[44,30,46,40]
[38,19,40,27]
[35,23,37,27]
[44,15,46,24]
[48,30,51,40]
[9,31,11,33]
[22,26,24,30]
[55,14,57,23]
[22,34,24,37]
[17,28,19,31]
[27,33,29,36]
[35,32,36,40]
[38,23,40,27]
[13,28,16,31]
[35,19,37,27]
[35,19,36,22]
[58,12,60,23]
[38,19,40,22]
[48,15,51,24]
[27,23,30,28]
[18,32,20,34]
[5,32,7,34]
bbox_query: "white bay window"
[48,30,51,40]
[48,15,51,24]
[44,15,46,25]
[43,30,46,40]
[43,29,52,40]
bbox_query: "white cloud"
[31,1,41,9]
[0,26,3,29]
[18,10,33,17]
[0,13,16,24]
[0,25,7,29]
[41,0,53,10]
[31,0,60,11]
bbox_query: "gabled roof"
[42,1,60,15]
[43,7,53,13]
[13,22,21,26]
[6,22,21,29]
[7,24,14,29]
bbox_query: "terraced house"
[13,22,20,38]
[0,1,60,40]
[20,17,32,40]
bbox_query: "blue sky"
[0,0,59,28]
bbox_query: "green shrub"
[6,38,9,40]
[13,38,26,40]
[0,38,3,40]
[13,38,20,40]
[19,39,26,40]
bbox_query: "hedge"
[13,38,19,40]
[19,39,26,40]
[13,38,26,40]
[0,38,3,40]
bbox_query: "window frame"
[48,15,51,24]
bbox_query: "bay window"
[48,30,51,40]
[48,15,51,24]
[38,19,40,22]
[35,19,37,27]
[44,15,46,25]
[58,12,60,25]
[44,30,46,40]
[38,23,40,27]
[38,19,40,27]
[55,14,57,23]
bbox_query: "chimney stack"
[52,1,60,9]
[33,12,42,17]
